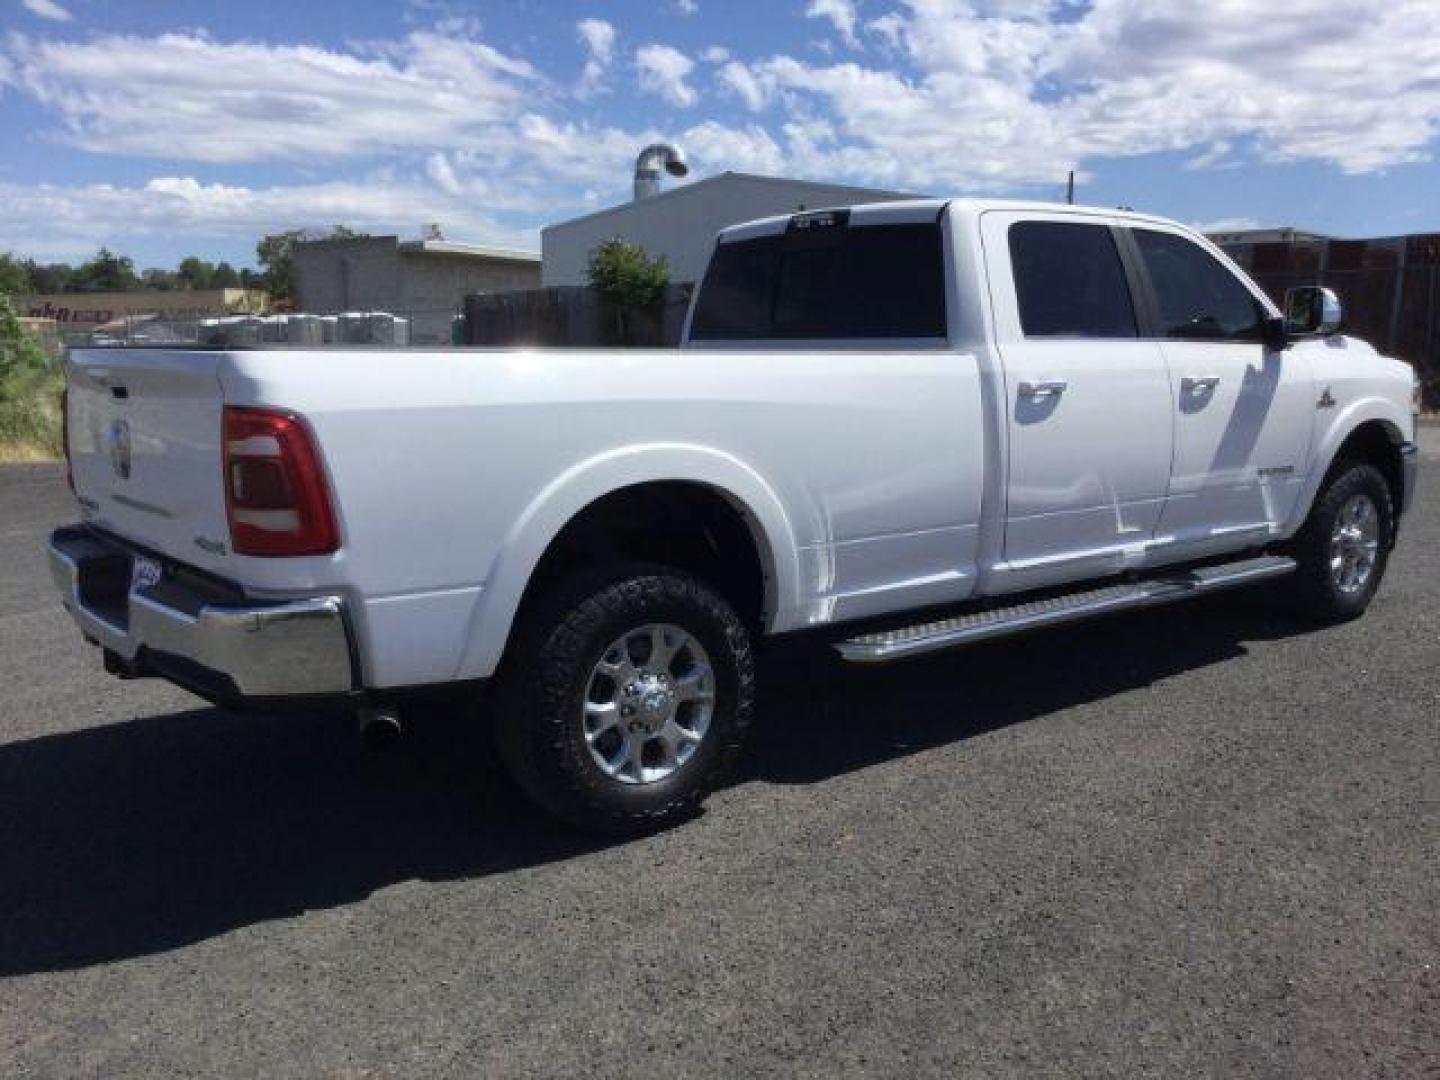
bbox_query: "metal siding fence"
[1223,235,1440,407]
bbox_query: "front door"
[1127,227,1315,557]
[982,212,1174,590]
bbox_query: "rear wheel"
[495,564,755,832]
[1286,461,1392,621]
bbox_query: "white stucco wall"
[541,172,920,287]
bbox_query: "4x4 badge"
[1317,387,1337,409]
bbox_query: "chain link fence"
[62,308,467,349]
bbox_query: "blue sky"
[1,0,1438,270]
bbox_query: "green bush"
[586,239,673,346]
[0,294,64,459]
[586,239,670,310]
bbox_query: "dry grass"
[0,439,61,463]
[0,370,64,463]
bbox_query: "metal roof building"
[541,171,922,287]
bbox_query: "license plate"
[130,554,163,592]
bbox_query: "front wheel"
[495,565,755,833]
[1285,461,1393,621]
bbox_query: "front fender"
[1285,395,1411,535]
[455,443,802,680]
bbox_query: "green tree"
[256,230,303,302]
[587,239,669,309]
[177,256,216,290]
[257,224,368,302]
[70,248,140,292]
[141,267,181,291]
[0,254,32,296]
[211,261,240,288]
[24,260,72,294]
[587,239,670,345]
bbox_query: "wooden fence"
[463,285,693,348]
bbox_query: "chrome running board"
[834,555,1296,664]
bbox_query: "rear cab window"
[689,211,948,342]
[1007,221,1138,338]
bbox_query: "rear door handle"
[1181,375,1220,394]
[1018,380,1068,399]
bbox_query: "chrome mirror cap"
[1284,285,1344,337]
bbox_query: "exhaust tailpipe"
[359,705,403,747]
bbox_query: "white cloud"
[635,43,698,107]
[0,174,541,263]
[674,0,700,13]
[1,29,540,163]
[7,1,1436,191]
[424,152,463,196]
[867,13,906,50]
[717,60,769,111]
[2,0,1439,263]
[576,18,617,96]
[806,0,860,48]
[729,0,1440,190]
[681,120,786,174]
[1184,140,1239,172]
[20,0,72,22]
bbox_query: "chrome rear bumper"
[48,526,357,703]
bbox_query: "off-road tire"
[494,563,755,833]
[1285,460,1393,621]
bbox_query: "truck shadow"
[746,587,1316,786]
[0,589,1320,975]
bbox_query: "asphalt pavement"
[1,438,1437,1078]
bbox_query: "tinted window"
[689,223,946,340]
[1008,221,1138,338]
[687,235,781,340]
[1134,228,1266,341]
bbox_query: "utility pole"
[1066,170,1075,205]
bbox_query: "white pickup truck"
[50,198,1420,830]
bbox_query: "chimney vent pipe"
[634,143,688,201]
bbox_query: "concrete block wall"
[294,237,541,344]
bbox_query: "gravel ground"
[1,443,1437,1078]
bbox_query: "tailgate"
[67,349,232,570]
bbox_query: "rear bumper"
[48,525,358,706]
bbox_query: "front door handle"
[1018,379,1068,399]
[1181,375,1221,394]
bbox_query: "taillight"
[61,385,74,493]
[223,406,338,556]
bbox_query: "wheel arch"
[1291,400,1411,539]
[456,444,802,680]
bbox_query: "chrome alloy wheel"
[1329,492,1381,595]
[582,624,716,785]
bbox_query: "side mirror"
[1284,285,1343,338]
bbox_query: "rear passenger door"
[1126,227,1314,555]
[982,212,1173,590]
